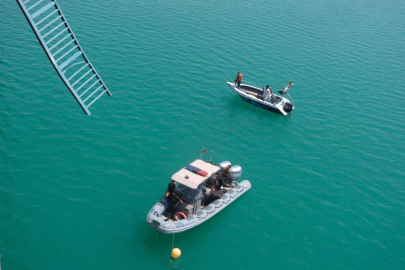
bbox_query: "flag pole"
[210,150,214,163]
[200,149,207,160]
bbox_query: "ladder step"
[36,9,58,26]
[72,68,92,86]
[45,28,68,45]
[39,15,62,33]
[28,0,44,11]
[53,39,75,56]
[56,45,78,63]
[75,74,97,92]
[67,63,89,81]
[59,51,82,70]
[42,21,65,39]
[87,90,107,108]
[83,84,103,102]
[80,80,101,98]
[23,0,31,5]
[49,33,72,51]
[31,2,55,20]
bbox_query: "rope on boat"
[286,93,295,107]
[170,233,181,264]
[172,233,175,251]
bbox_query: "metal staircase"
[16,0,112,115]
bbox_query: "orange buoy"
[171,248,181,259]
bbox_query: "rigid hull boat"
[146,159,251,234]
[226,82,294,115]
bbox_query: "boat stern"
[146,199,167,228]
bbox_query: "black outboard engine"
[283,102,293,113]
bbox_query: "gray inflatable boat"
[146,159,251,234]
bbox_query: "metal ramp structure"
[16,0,112,115]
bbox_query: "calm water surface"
[1,0,405,269]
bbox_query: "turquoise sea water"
[1,0,405,269]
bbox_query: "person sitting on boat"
[212,178,224,192]
[279,80,294,95]
[165,191,184,221]
[234,72,243,89]
[221,164,232,186]
[165,180,177,197]
[206,176,216,188]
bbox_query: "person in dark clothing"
[206,176,216,188]
[213,178,225,191]
[165,180,177,197]
[165,191,183,221]
[221,164,232,185]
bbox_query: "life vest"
[238,73,243,81]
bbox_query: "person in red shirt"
[234,72,243,89]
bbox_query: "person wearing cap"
[234,72,243,89]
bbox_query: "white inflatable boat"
[146,159,251,234]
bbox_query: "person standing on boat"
[234,72,243,88]
[165,191,183,221]
[263,85,272,102]
[165,180,177,197]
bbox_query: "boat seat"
[245,91,260,98]
[185,204,194,213]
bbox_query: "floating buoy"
[171,248,181,259]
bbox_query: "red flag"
[200,149,207,159]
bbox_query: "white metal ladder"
[16,0,112,115]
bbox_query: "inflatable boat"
[146,159,251,234]
[226,81,295,115]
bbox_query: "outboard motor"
[230,165,242,181]
[283,102,293,113]
[219,161,231,169]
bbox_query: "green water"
[1,0,405,269]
